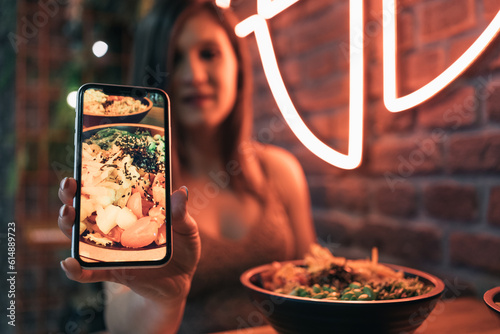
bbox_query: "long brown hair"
[132,0,263,196]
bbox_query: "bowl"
[82,96,153,127]
[240,260,445,334]
[483,286,500,320]
[82,123,164,139]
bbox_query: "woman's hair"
[131,0,262,196]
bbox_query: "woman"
[58,1,316,332]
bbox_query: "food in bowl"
[79,127,167,249]
[84,89,150,116]
[240,246,445,334]
[261,245,434,301]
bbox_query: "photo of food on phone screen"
[75,85,171,265]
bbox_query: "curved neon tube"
[216,0,500,169]
[383,0,500,112]
[235,0,364,169]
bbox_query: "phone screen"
[73,83,172,268]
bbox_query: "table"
[213,297,500,334]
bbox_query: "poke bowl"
[240,246,445,334]
[483,286,500,320]
[78,124,168,263]
[82,88,153,127]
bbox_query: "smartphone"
[72,83,172,268]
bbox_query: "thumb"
[60,257,113,283]
[171,186,198,236]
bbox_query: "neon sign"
[218,0,500,169]
[383,0,500,112]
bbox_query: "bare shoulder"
[253,143,316,256]
[254,143,308,202]
[256,144,303,177]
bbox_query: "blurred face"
[171,10,238,130]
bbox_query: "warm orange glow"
[257,0,300,19]
[234,0,364,170]
[216,0,500,170]
[383,0,500,112]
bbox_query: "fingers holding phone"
[59,177,77,205]
[58,177,77,238]
[58,185,199,267]
[58,185,200,305]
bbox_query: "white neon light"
[217,0,500,169]
[215,0,231,9]
[383,0,500,112]
[235,0,364,169]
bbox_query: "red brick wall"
[234,0,500,296]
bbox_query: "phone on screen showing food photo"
[72,83,172,268]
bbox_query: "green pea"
[362,286,375,299]
[312,284,322,293]
[328,291,339,298]
[312,293,327,299]
[353,288,362,297]
[322,285,334,292]
[296,287,309,297]
[357,293,370,300]
[349,282,361,289]
[341,291,356,300]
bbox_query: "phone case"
[72,83,172,268]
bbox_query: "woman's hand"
[57,177,201,304]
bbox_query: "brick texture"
[450,232,500,274]
[325,177,370,213]
[486,82,500,124]
[314,210,362,248]
[371,100,414,135]
[294,75,350,112]
[306,109,349,143]
[449,35,481,65]
[487,186,500,227]
[369,136,443,176]
[367,60,384,100]
[270,0,340,31]
[400,48,447,95]
[273,2,349,56]
[374,181,417,218]
[397,11,415,52]
[417,86,477,130]
[423,182,478,222]
[448,132,500,173]
[483,0,500,20]
[417,0,477,44]
[356,216,443,263]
